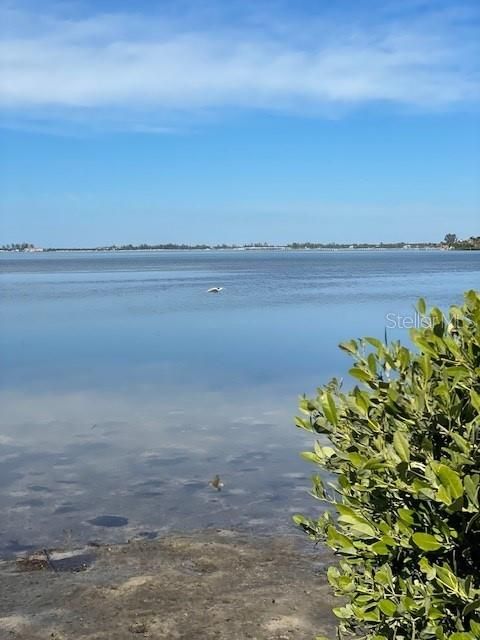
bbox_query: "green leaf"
[349,367,372,382]
[339,340,358,354]
[470,620,480,634]
[412,533,442,551]
[364,336,383,349]
[370,542,389,555]
[435,565,458,592]
[356,606,380,622]
[375,564,394,588]
[353,388,370,414]
[400,596,417,612]
[367,353,377,375]
[300,451,320,464]
[313,441,335,460]
[451,432,470,454]
[470,389,480,414]
[347,452,367,468]
[294,416,311,430]
[436,485,453,506]
[445,366,470,383]
[326,526,357,554]
[397,508,414,525]
[380,534,396,547]
[332,605,353,619]
[378,599,397,616]
[435,464,464,500]
[463,599,480,615]
[337,506,376,537]
[464,476,479,507]
[420,355,432,380]
[411,336,438,357]
[322,392,338,426]
[393,431,410,462]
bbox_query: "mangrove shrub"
[295,290,480,640]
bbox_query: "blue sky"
[1,0,479,246]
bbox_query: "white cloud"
[0,1,478,130]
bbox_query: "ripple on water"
[133,490,165,498]
[54,503,80,514]
[181,480,206,491]
[27,485,52,493]
[134,479,168,488]
[145,455,190,466]
[16,498,45,507]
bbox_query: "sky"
[0,0,479,246]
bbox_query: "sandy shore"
[0,530,337,640]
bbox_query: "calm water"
[0,250,479,555]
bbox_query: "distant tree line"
[0,243,35,251]
[38,241,447,251]
[2,237,478,252]
[443,234,480,250]
[288,241,434,249]
[116,243,211,250]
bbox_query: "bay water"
[0,249,478,555]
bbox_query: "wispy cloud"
[1,1,479,131]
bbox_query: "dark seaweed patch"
[88,515,129,528]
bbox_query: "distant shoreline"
[0,245,462,254]
[2,239,479,254]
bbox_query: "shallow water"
[0,249,479,555]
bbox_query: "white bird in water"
[207,287,223,293]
